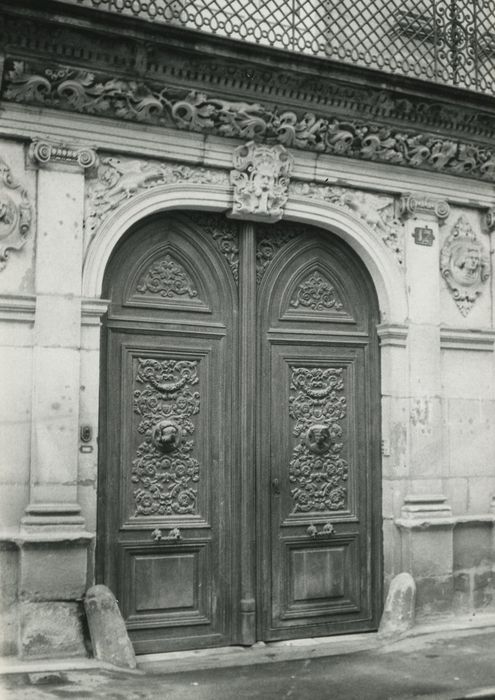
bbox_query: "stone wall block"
[34,295,81,349]
[19,542,88,601]
[20,600,87,658]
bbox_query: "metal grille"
[62,0,495,94]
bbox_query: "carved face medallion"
[152,420,182,453]
[440,216,490,316]
[451,242,483,286]
[305,423,332,454]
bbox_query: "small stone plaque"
[412,226,435,246]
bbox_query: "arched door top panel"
[103,212,239,324]
[257,222,379,333]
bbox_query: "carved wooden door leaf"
[99,214,381,654]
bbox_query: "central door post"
[238,222,257,644]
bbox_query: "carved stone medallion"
[288,367,348,514]
[440,216,490,316]
[132,358,201,517]
[230,141,294,222]
[0,156,32,270]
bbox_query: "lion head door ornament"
[152,419,182,453]
[440,216,490,316]
[229,141,294,222]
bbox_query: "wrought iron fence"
[64,0,495,94]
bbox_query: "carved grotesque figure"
[440,216,489,315]
[152,420,181,453]
[230,141,293,222]
[305,423,332,454]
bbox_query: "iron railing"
[63,0,495,95]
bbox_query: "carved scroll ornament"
[132,358,201,516]
[440,216,490,316]
[6,61,495,183]
[29,138,98,170]
[0,156,32,270]
[230,142,293,222]
[290,182,404,264]
[288,367,348,514]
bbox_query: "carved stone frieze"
[399,192,450,222]
[0,155,32,270]
[230,142,293,222]
[29,138,98,170]
[5,60,495,183]
[288,367,348,514]
[290,182,404,264]
[4,15,495,145]
[132,358,201,517]
[85,156,229,236]
[440,216,490,316]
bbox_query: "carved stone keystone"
[84,585,137,669]
[378,572,416,638]
[399,192,450,222]
[29,138,98,170]
[230,141,293,222]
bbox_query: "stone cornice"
[2,5,495,183]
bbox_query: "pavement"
[2,624,495,700]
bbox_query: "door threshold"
[138,633,379,675]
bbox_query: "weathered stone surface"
[378,572,416,638]
[20,601,86,658]
[0,545,19,656]
[84,585,136,669]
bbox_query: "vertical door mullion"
[238,222,258,644]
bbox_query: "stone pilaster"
[396,495,454,619]
[399,192,449,486]
[397,193,454,617]
[18,139,97,658]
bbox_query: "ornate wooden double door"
[98,212,381,654]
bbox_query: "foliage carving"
[6,60,495,184]
[132,358,201,516]
[136,254,199,300]
[288,367,348,514]
[290,271,344,312]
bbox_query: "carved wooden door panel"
[98,214,239,654]
[99,214,381,653]
[257,223,381,640]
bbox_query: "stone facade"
[1,0,495,660]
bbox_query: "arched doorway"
[97,211,382,654]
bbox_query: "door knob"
[271,478,281,495]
